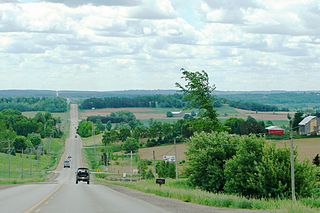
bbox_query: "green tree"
[224,135,264,197]
[27,133,42,148]
[13,136,32,152]
[77,121,93,137]
[292,111,304,130]
[123,137,139,153]
[95,119,105,132]
[175,69,218,121]
[105,121,112,131]
[187,132,237,192]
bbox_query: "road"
[0,104,167,213]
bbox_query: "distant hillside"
[0,90,178,98]
[0,90,319,110]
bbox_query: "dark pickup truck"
[76,168,90,184]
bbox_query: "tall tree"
[175,68,218,120]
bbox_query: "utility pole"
[8,141,11,180]
[174,138,178,179]
[93,124,96,164]
[21,149,24,179]
[153,150,156,178]
[130,150,133,182]
[289,119,296,201]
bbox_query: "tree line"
[0,109,63,154]
[79,94,285,112]
[0,97,67,112]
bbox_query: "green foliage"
[166,111,173,117]
[175,69,218,121]
[27,133,42,148]
[224,136,265,197]
[156,161,176,179]
[123,137,139,153]
[95,119,105,132]
[145,169,155,179]
[138,159,148,179]
[77,121,93,138]
[224,117,266,135]
[188,132,316,199]
[87,111,137,124]
[80,94,185,109]
[292,111,304,130]
[0,97,67,112]
[187,132,237,192]
[13,136,32,152]
[102,129,118,145]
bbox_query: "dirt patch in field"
[138,144,187,161]
[80,108,181,120]
[275,137,320,161]
[233,109,294,121]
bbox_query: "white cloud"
[0,0,320,91]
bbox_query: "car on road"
[76,168,90,184]
[64,160,70,168]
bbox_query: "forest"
[0,109,63,153]
[79,95,285,112]
[0,97,67,112]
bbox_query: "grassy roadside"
[96,179,320,212]
[0,111,70,184]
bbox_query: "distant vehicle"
[75,135,78,138]
[68,155,72,160]
[64,160,70,168]
[76,168,90,184]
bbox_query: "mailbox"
[156,178,165,186]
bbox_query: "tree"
[27,133,42,148]
[175,68,218,121]
[77,121,93,137]
[224,136,264,197]
[292,111,304,130]
[123,137,139,153]
[105,121,112,131]
[95,119,105,132]
[187,132,237,192]
[102,129,118,146]
[13,136,32,152]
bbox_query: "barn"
[266,126,285,135]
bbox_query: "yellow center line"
[24,183,63,213]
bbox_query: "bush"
[77,121,93,137]
[187,132,237,192]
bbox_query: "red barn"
[266,126,285,135]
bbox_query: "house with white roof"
[299,116,320,135]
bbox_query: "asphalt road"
[0,104,167,213]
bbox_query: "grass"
[0,152,50,183]
[0,111,69,184]
[97,179,320,212]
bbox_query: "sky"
[0,0,319,91]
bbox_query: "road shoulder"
[98,182,268,213]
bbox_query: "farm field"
[79,105,291,127]
[138,138,320,162]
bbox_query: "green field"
[0,111,69,184]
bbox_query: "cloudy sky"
[0,0,319,91]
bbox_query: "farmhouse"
[266,126,285,135]
[299,116,320,135]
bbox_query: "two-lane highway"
[0,104,167,213]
